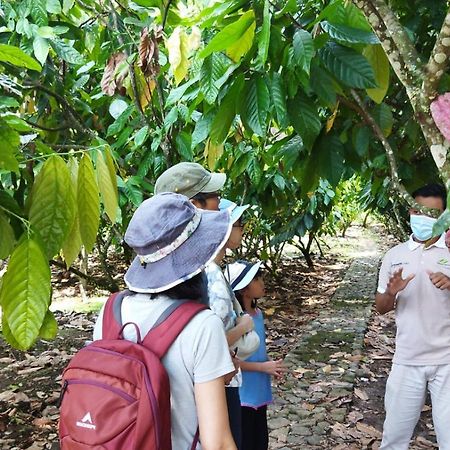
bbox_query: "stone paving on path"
[267,237,382,449]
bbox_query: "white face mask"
[410,214,437,241]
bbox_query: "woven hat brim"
[124,209,231,293]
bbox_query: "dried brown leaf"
[101,52,127,96]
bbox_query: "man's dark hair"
[412,183,447,209]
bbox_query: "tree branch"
[423,8,450,101]
[23,118,70,132]
[50,259,118,292]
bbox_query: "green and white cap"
[155,162,226,199]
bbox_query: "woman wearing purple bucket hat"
[93,193,237,450]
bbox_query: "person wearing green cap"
[155,162,226,210]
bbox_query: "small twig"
[162,0,174,30]
[23,118,70,132]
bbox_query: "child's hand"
[263,359,288,378]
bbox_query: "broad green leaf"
[0,96,20,109]
[271,73,289,128]
[39,310,58,340]
[204,139,224,170]
[321,21,379,44]
[1,314,21,349]
[0,122,20,172]
[287,96,322,149]
[109,99,128,119]
[363,44,390,104]
[200,10,255,59]
[33,36,50,65]
[200,53,227,104]
[78,154,100,253]
[16,18,32,38]
[96,150,118,223]
[277,135,304,171]
[210,76,244,143]
[37,26,55,39]
[310,64,337,106]
[50,39,84,65]
[372,103,393,137]
[107,105,134,136]
[62,158,82,267]
[29,155,76,259]
[165,77,198,107]
[192,112,214,149]
[46,0,62,14]
[31,0,48,26]
[122,177,143,207]
[432,210,450,237]
[167,26,190,85]
[255,0,271,69]
[104,147,118,197]
[176,131,193,160]
[226,18,255,62]
[318,43,376,89]
[241,76,270,136]
[353,126,370,157]
[0,44,42,71]
[0,237,51,350]
[63,0,75,13]
[133,126,149,147]
[0,212,15,259]
[293,29,314,73]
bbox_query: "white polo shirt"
[377,234,450,365]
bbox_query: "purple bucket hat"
[124,192,232,293]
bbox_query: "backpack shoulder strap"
[102,290,131,339]
[142,302,207,359]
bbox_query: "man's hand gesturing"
[386,268,415,296]
[428,271,450,290]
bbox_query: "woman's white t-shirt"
[93,293,234,450]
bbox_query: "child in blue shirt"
[225,260,287,450]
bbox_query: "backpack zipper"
[66,379,136,403]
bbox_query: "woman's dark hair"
[412,183,447,209]
[190,192,208,207]
[163,271,208,303]
[233,269,264,307]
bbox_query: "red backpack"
[58,291,206,449]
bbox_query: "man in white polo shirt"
[376,184,450,450]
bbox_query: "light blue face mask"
[410,214,437,242]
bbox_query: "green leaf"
[293,29,314,73]
[200,53,228,104]
[167,26,190,85]
[353,126,370,157]
[0,122,20,172]
[63,0,75,13]
[31,0,48,26]
[1,314,21,349]
[310,64,337,106]
[46,0,62,14]
[39,310,58,340]
[61,158,82,267]
[122,177,143,207]
[0,212,15,259]
[133,126,149,147]
[96,149,118,223]
[363,44,390,104]
[0,44,42,71]
[278,135,304,171]
[107,105,134,136]
[29,155,76,259]
[0,237,51,350]
[210,76,244,144]
[192,112,213,149]
[241,76,270,136]
[200,10,255,59]
[372,103,393,137]
[226,17,255,62]
[50,39,84,65]
[255,0,271,69]
[318,43,377,89]
[176,131,193,160]
[271,73,289,128]
[321,21,379,44]
[432,210,450,237]
[33,36,50,65]
[287,96,322,149]
[77,154,100,253]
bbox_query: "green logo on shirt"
[438,258,449,265]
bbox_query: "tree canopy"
[0,0,449,349]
